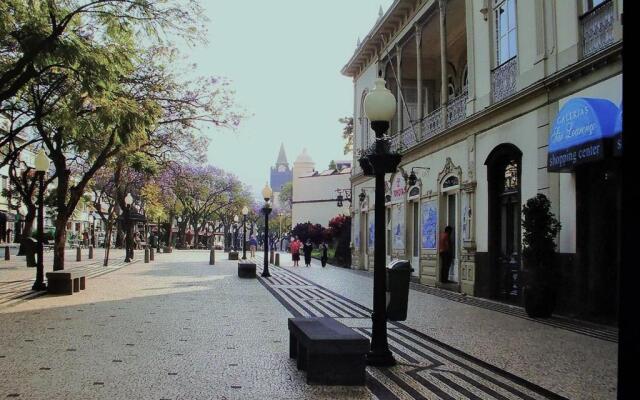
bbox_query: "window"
[443,176,459,189]
[586,0,608,12]
[495,0,517,66]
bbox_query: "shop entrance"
[576,159,620,324]
[486,144,522,303]
[441,176,460,284]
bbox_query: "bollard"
[275,253,280,266]
[4,246,9,260]
[209,247,215,265]
[76,246,81,262]
[150,247,154,261]
[88,245,94,259]
[144,247,149,263]
[269,249,274,264]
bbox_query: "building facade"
[344,0,622,324]
[291,148,352,227]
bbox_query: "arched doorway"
[485,144,522,303]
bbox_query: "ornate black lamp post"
[32,149,49,291]
[358,75,401,367]
[261,183,273,277]
[233,215,239,251]
[242,206,249,259]
[124,192,134,262]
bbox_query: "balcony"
[580,0,615,59]
[491,57,518,104]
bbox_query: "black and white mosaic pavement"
[257,264,568,400]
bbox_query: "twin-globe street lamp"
[241,206,249,260]
[32,149,49,291]
[233,214,239,251]
[359,75,402,367]
[261,183,273,277]
[124,192,134,262]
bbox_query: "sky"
[184,0,395,199]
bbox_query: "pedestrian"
[134,231,141,250]
[303,238,313,267]
[249,235,257,258]
[439,226,453,283]
[82,230,89,248]
[290,236,301,267]
[320,241,328,267]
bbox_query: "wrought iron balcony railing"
[491,57,518,104]
[580,0,615,58]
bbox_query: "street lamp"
[233,214,239,251]
[359,75,401,367]
[242,206,249,259]
[124,192,134,262]
[32,149,49,291]
[335,189,353,207]
[89,212,95,247]
[261,183,273,277]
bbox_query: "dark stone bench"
[238,262,256,278]
[288,317,369,385]
[46,270,86,295]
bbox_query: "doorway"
[444,191,459,283]
[486,144,522,303]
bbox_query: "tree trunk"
[103,221,114,266]
[53,213,67,271]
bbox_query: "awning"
[548,98,620,172]
[613,102,622,157]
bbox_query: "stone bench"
[46,270,87,295]
[288,317,369,385]
[238,262,256,278]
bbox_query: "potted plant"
[522,193,561,318]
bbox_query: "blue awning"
[548,98,620,171]
[613,102,622,156]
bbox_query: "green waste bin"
[386,260,413,321]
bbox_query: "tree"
[278,182,292,210]
[291,222,327,245]
[328,160,336,170]
[0,0,203,104]
[339,116,353,155]
[328,214,351,267]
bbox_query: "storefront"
[548,96,622,324]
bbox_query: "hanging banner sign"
[547,98,620,172]
[390,175,406,203]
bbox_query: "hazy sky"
[185,0,394,198]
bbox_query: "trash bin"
[386,259,413,321]
[22,237,38,267]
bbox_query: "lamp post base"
[366,350,396,367]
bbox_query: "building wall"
[292,172,351,227]
[347,0,623,317]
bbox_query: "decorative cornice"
[437,157,463,183]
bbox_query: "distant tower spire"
[276,142,288,166]
[378,5,384,19]
[357,36,361,47]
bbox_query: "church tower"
[270,143,292,210]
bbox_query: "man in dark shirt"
[439,226,453,283]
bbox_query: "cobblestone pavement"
[257,253,617,400]
[0,251,616,399]
[0,251,370,400]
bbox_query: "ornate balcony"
[491,57,518,104]
[421,107,444,140]
[446,89,468,128]
[580,0,615,58]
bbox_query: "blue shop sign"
[613,102,622,156]
[548,98,620,172]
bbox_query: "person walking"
[290,236,301,267]
[439,226,453,283]
[320,241,328,267]
[249,235,257,258]
[303,238,313,267]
